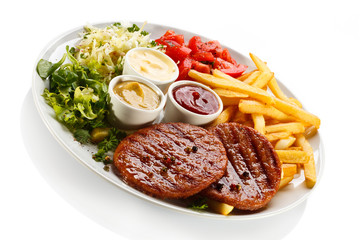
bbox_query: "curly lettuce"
[38,46,109,132]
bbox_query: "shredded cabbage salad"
[74,22,159,83]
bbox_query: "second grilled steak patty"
[202,123,281,211]
[113,122,228,199]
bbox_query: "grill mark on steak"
[122,135,177,191]
[240,127,270,195]
[247,129,273,190]
[202,123,281,211]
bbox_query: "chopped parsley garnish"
[127,24,140,33]
[74,129,91,144]
[93,128,126,164]
[141,30,149,36]
[188,197,208,210]
[113,22,122,28]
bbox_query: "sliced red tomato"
[192,61,211,74]
[191,51,214,62]
[156,30,248,80]
[214,57,247,78]
[157,30,185,45]
[165,45,192,63]
[177,57,193,80]
[200,40,223,56]
[188,36,202,52]
[221,48,232,62]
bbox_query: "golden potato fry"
[236,69,257,81]
[268,76,292,102]
[289,97,302,108]
[231,111,249,123]
[238,99,292,121]
[251,71,274,89]
[272,98,321,129]
[276,150,309,164]
[281,164,297,178]
[265,118,281,125]
[243,71,261,84]
[275,136,296,150]
[265,122,305,134]
[207,199,234,215]
[188,70,274,105]
[295,134,317,188]
[304,125,318,139]
[279,176,294,189]
[213,88,248,98]
[249,53,299,105]
[219,97,239,106]
[288,146,303,151]
[214,68,257,84]
[249,53,270,72]
[252,114,265,135]
[213,88,248,106]
[265,132,292,142]
[209,105,237,127]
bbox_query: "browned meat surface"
[113,122,228,199]
[202,123,281,211]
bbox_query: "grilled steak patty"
[202,123,281,211]
[113,122,228,199]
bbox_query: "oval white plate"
[32,22,324,220]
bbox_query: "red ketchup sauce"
[173,85,219,115]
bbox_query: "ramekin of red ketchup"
[163,80,223,125]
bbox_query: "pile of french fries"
[188,53,321,215]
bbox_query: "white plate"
[32,21,324,220]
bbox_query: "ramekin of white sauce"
[123,47,179,93]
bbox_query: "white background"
[2,0,359,239]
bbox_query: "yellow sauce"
[113,81,160,110]
[128,49,176,81]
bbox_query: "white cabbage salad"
[75,22,159,83]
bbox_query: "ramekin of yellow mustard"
[108,75,165,129]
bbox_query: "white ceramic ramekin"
[108,75,165,129]
[122,47,179,93]
[162,80,223,126]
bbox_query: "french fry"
[251,71,274,89]
[295,134,317,188]
[265,132,292,142]
[281,164,297,178]
[249,53,300,106]
[252,114,265,135]
[265,122,305,134]
[207,199,234,215]
[236,69,257,81]
[249,53,270,72]
[238,99,292,121]
[276,150,309,164]
[213,88,248,98]
[209,106,237,127]
[304,125,318,139]
[289,97,302,108]
[275,136,296,150]
[188,70,274,105]
[231,111,249,123]
[243,71,261,84]
[213,88,248,106]
[288,146,303,151]
[268,76,291,102]
[272,97,321,129]
[279,176,294,189]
